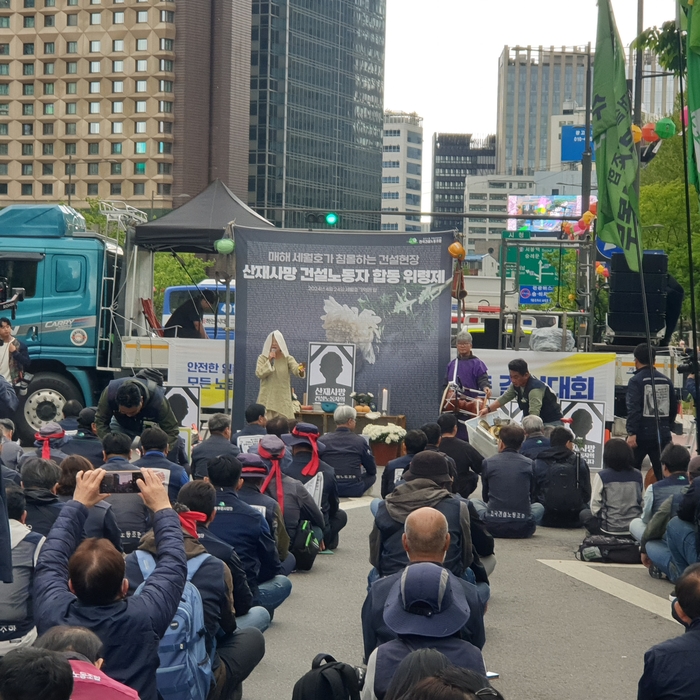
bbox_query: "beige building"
[0,0,251,210]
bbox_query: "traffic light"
[306,212,340,227]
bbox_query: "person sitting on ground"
[382,430,427,499]
[362,562,486,700]
[57,455,122,552]
[533,426,591,528]
[237,453,295,576]
[99,433,151,553]
[520,415,551,460]
[59,400,83,436]
[192,413,240,480]
[363,507,485,663]
[95,376,180,457]
[638,562,700,700]
[641,456,700,582]
[283,422,347,551]
[0,647,73,700]
[401,667,504,700]
[34,626,139,700]
[470,423,542,538]
[126,496,266,700]
[60,408,105,469]
[176,481,271,632]
[383,649,451,700]
[205,455,292,615]
[630,443,690,544]
[436,413,483,498]
[320,405,377,498]
[231,403,267,448]
[133,427,189,503]
[370,452,472,579]
[0,488,44,656]
[580,438,642,536]
[0,419,23,473]
[255,435,325,554]
[249,416,294,471]
[34,468,188,700]
[20,458,64,537]
[19,422,70,466]
[163,290,216,339]
[420,422,458,486]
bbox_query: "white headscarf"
[262,330,289,358]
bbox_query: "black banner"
[233,227,453,428]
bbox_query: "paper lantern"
[602,268,610,278]
[655,118,676,139]
[448,241,466,260]
[582,211,595,225]
[589,202,598,216]
[642,122,660,143]
[596,264,605,275]
[214,239,235,254]
[577,218,589,230]
[631,124,643,143]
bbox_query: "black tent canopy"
[134,179,274,253]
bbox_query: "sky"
[384,0,676,203]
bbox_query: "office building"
[249,0,386,230]
[431,132,496,233]
[381,110,422,232]
[497,45,678,177]
[0,0,251,209]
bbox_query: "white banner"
[476,350,616,421]
[167,339,230,409]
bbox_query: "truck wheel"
[17,372,84,445]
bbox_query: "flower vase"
[371,441,400,467]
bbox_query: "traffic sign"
[502,230,531,240]
[596,237,623,259]
[505,246,559,287]
[519,285,555,305]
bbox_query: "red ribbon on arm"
[295,429,320,478]
[35,432,65,460]
[178,511,207,539]
[259,444,285,515]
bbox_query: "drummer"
[444,329,491,439]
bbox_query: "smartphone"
[99,470,145,494]
[485,672,500,680]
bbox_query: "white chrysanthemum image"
[321,296,382,364]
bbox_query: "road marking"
[340,496,375,511]
[538,559,676,623]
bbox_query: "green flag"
[592,0,641,272]
[684,0,700,193]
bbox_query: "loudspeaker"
[608,293,667,314]
[607,312,666,334]
[471,318,500,349]
[610,252,668,274]
[609,274,667,294]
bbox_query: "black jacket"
[34,503,187,700]
[24,488,65,537]
[533,445,591,520]
[192,434,240,480]
[626,366,675,442]
[231,424,266,446]
[133,451,189,503]
[319,427,377,490]
[58,495,122,552]
[381,454,412,498]
[261,472,325,542]
[61,431,105,468]
[439,437,484,497]
[195,523,254,617]
[283,452,340,531]
[361,561,486,663]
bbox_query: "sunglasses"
[475,688,499,697]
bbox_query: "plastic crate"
[466,409,512,458]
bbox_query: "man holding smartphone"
[33,467,187,700]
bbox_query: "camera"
[678,359,696,375]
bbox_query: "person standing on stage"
[443,330,491,440]
[256,331,305,420]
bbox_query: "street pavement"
[244,475,681,700]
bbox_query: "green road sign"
[504,246,559,286]
[502,230,531,240]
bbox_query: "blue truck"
[0,204,128,442]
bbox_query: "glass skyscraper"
[248,0,386,230]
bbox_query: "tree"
[153,253,210,316]
[634,21,684,76]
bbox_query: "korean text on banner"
[168,339,230,410]
[477,350,616,422]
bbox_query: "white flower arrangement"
[321,296,382,364]
[362,422,407,445]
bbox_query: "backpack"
[542,453,584,513]
[290,520,320,571]
[135,551,214,700]
[577,535,641,564]
[292,653,363,700]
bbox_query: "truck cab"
[0,205,119,441]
